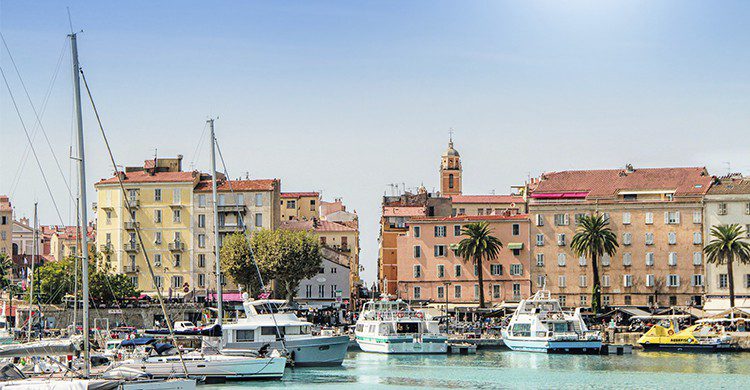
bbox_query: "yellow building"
[280,192,320,221]
[48,225,95,261]
[95,157,199,295]
[0,196,12,256]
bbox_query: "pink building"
[396,214,531,306]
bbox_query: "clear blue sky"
[2,1,749,284]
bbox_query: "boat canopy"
[120,337,155,347]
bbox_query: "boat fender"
[397,312,404,318]
[416,312,423,319]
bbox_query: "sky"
[1,1,749,284]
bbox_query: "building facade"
[439,138,462,196]
[450,194,527,216]
[703,175,750,311]
[295,248,351,309]
[0,196,11,256]
[280,192,320,221]
[528,166,711,309]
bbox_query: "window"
[645,212,654,225]
[668,252,677,266]
[746,203,750,215]
[718,203,727,215]
[719,274,728,289]
[646,274,654,287]
[454,265,462,277]
[197,214,205,228]
[490,264,503,276]
[557,233,566,246]
[512,224,520,236]
[669,296,677,306]
[414,226,420,237]
[602,295,611,307]
[602,213,610,223]
[645,252,654,266]
[474,264,479,276]
[693,252,702,266]
[310,199,316,211]
[624,295,632,305]
[623,253,632,267]
[559,295,567,307]
[319,285,325,297]
[458,208,465,215]
[437,286,445,299]
[448,174,454,189]
[693,232,702,245]
[668,232,677,245]
[691,274,704,287]
[622,212,631,224]
[557,253,566,267]
[253,193,263,207]
[693,211,702,224]
[153,231,161,245]
[413,265,422,278]
[602,275,611,287]
[173,189,181,203]
[198,234,206,248]
[474,284,479,298]
[535,214,544,226]
[198,254,205,267]
[413,246,422,258]
[235,194,244,206]
[645,232,654,245]
[197,273,206,287]
[414,286,421,299]
[537,275,546,288]
[665,211,680,224]
[454,285,461,298]
[434,226,446,237]
[478,208,484,216]
[153,275,162,289]
[437,264,445,278]
[746,274,750,288]
[580,294,588,307]
[558,275,567,288]
[171,275,183,288]
[623,274,633,288]
[154,189,162,201]
[454,225,461,236]
[255,213,263,227]
[173,209,181,223]
[128,189,138,201]
[173,254,181,267]
[536,234,544,246]
[667,274,680,287]
[493,285,502,299]
[601,254,611,266]
[105,210,112,224]
[331,267,337,274]
[579,275,587,288]
[536,253,545,267]
[198,194,206,207]
[554,214,569,226]
[574,213,587,225]
[434,245,447,257]
[579,256,587,266]
[153,254,162,267]
[510,264,522,276]
[286,200,296,209]
[623,232,632,245]
[512,283,521,300]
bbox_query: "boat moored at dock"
[355,299,447,354]
[637,318,736,352]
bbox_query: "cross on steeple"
[448,127,454,143]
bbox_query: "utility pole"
[208,118,222,325]
[27,202,37,342]
[70,32,91,377]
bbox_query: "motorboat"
[501,290,601,353]
[355,298,447,354]
[637,318,736,352]
[215,299,349,366]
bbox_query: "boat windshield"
[395,322,419,334]
[255,302,283,314]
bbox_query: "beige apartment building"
[450,194,527,216]
[280,192,320,221]
[0,196,12,256]
[528,166,712,308]
[703,175,750,312]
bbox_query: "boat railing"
[362,310,426,321]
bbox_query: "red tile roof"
[530,167,711,198]
[195,179,278,192]
[96,170,197,185]
[280,219,356,232]
[411,214,529,222]
[707,177,750,195]
[450,195,524,204]
[281,192,320,199]
[383,206,427,217]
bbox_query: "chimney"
[177,154,183,171]
[625,164,635,173]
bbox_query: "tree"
[221,233,268,295]
[0,253,12,290]
[456,222,503,308]
[704,224,750,308]
[250,229,322,303]
[570,214,618,314]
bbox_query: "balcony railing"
[123,264,140,273]
[217,204,247,213]
[124,199,140,209]
[123,242,139,252]
[168,241,185,251]
[218,224,245,233]
[125,221,140,230]
[100,243,113,252]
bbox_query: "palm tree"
[704,224,750,308]
[570,214,618,314]
[456,221,503,308]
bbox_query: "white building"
[295,253,351,309]
[703,175,750,312]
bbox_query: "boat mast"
[27,202,37,342]
[208,118,222,325]
[70,32,91,377]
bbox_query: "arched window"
[449,174,454,189]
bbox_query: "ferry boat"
[217,299,350,366]
[501,290,601,353]
[637,318,736,352]
[355,299,447,354]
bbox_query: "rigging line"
[1,33,75,202]
[79,68,189,377]
[8,37,69,199]
[0,64,66,225]
[189,121,209,169]
[214,136,287,352]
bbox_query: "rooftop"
[411,214,529,222]
[383,206,427,217]
[450,194,523,204]
[281,192,320,199]
[194,178,278,192]
[706,176,750,195]
[97,170,198,185]
[279,219,356,232]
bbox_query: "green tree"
[221,233,267,295]
[250,229,322,303]
[0,253,12,290]
[456,222,503,308]
[704,224,750,308]
[570,214,619,313]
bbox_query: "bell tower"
[440,132,462,196]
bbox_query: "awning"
[206,292,245,302]
[507,243,524,250]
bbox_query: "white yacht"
[355,299,447,354]
[216,299,349,366]
[501,290,602,353]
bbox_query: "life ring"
[667,329,674,336]
[397,312,405,318]
[416,312,424,319]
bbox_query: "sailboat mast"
[27,202,37,342]
[70,32,91,377]
[208,118,223,325]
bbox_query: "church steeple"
[440,131,462,196]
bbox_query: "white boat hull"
[120,379,197,390]
[502,334,601,354]
[356,335,447,354]
[222,335,349,366]
[119,355,286,381]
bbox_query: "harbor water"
[210,350,749,389]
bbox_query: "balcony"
[99,243,113,252]
[168,241,185,252]
[217,204,247,214]
[218,224,245,233]
[329,244,351,253]
[123,264,140,273]
[125,221,140,230]
[123,242,140,252]
[124,199,140,209]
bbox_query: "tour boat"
[215,299,349,366]
[637,319,736,352]
[355,298,447,354]
[501,290,602,353]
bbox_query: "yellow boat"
[637,319,735,352]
